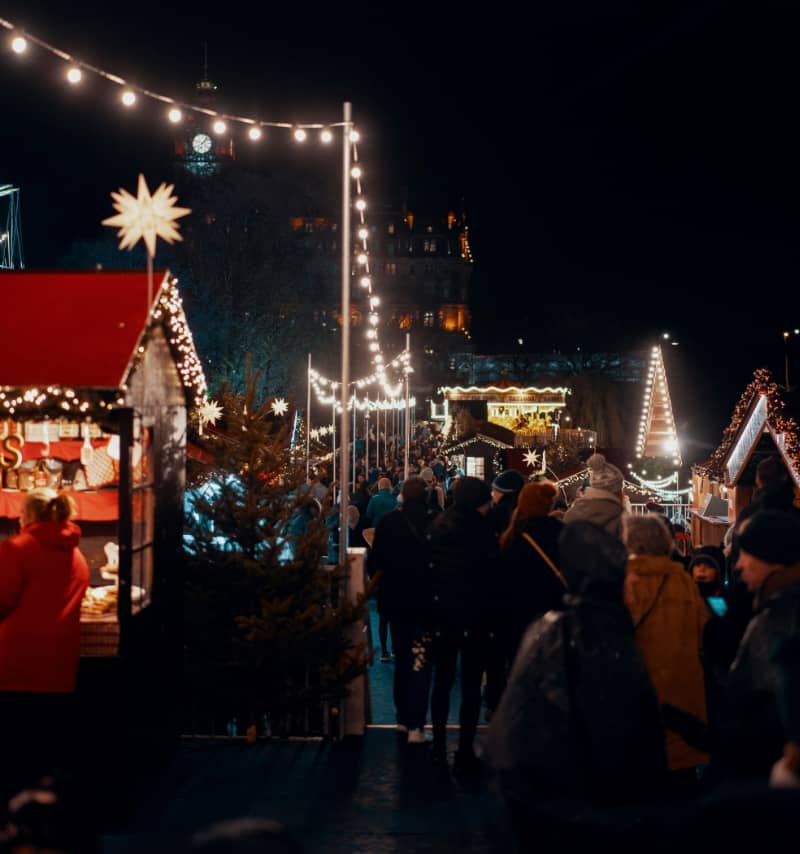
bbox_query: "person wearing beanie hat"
[563,453,626,538]
[488,469,526,538]
[428,476,496,772]
[689,552,724,600]
[720,511,800,780]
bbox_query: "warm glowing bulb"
[213,119,227,135]
[357,253,368,265]
[369,314,379,326]
[351,166,362,179]
[355,199,366,211]
[121,90,136,107]
[320,128,333,143]
[248,126,262,141]
[294,128,307,142]
[168,107,182,123]
[358,227,369,240]
[11,36,27,54]
[359,276,371,288]
[66,67,82,84]
[370,297,380,308]
[350,130,360,142]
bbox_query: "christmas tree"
[183,366,368,736]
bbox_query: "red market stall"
[0,270,206,658]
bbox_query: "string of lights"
[0,17,404,396]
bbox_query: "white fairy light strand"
[1,16,404,398]
[0,18,340,134]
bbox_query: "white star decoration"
[523,449,541,469]
[199,399,223,428]
[270,398,289,417]
[102,174,191,257]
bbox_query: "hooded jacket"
[625,554,710,770]
[563,487,624,538]
[486,522,666,809]
[0,521,89,693]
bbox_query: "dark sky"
[1,0,798,457]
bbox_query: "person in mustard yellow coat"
[623,513,710,782]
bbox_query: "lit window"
[426,225,434,233]
[424,311,434,327]
[428,239,437,253]
[385,262,397,276]
[466,457,485,479]
[387,224,395,235]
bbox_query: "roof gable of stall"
[696,369,800,488]
[0,271,166,389]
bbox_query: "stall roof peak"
[0,270,206,412]
[694,368,800,486]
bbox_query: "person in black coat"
[492,481,565,692]
[428,476,496,772]
[367,477,436,743]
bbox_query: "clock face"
[192,133,213,154]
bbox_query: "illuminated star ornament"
[199,399,223,429]
[102,174,191,257]
[270,398,289,417]
[523,449,541,469]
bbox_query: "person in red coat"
[0,488,89,800]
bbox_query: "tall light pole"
[339,102,352,568]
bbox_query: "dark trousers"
[483,630,508,713]
[390,620,432,731]
[431,630,486,752]
[378,612,391,655]
[0,691,76,804]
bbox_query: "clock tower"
[174,58,234,177]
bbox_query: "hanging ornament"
[523,449,540,469]
[198,399,223,435]
[270,398,289,417]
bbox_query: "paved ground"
[103,731,511,853]
[102,604,494,852]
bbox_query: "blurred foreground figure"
[485,522,666,848]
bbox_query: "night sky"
[1,1,798,460]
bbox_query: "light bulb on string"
[320,128,333,143]
[355,199,366,211]
[248,126,262,141]
[213,119,227,135]
[294,128,307,142]
[349,130,360,142]
[11,36,27,54]
[121,90,137,107]
[351,166,362,179]
[66,67,82,84]
[168,107,182,123]
[359,276,371,288]
[356,253,368,265]
[358,227,369,241]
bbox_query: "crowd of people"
[366,448,800,845]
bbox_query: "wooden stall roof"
[694,368,800,488]
[0,271,166,388]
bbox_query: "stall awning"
[0,271,166,388]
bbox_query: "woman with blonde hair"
[623,512,709,790]
[0,488,89,799]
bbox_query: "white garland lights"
[635,345,681,466]
[1,16,406,405]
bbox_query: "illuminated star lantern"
[102,174,191,258]
[270,398,289,417]
[199,399,223,429]
[523,449,541,469]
